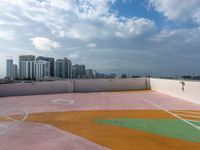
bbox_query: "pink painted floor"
[0,122,108,150]
[0,91,199,115]
[0,90,200,150]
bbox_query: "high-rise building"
[61,58,72,79]
[86,69,94,78]
[19,55,35,80]
[95,73,104,78]
[13,64,18,80]
[6,59,18,80]
[35,60,50,80]
[36,56,55,77]
[72,64,86,79]
[55,58,72,78]
[6,59,13,80]
[72,66,76,79]
[55,59,64,78]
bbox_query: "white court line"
[22,109,29,121]
[172,110,200,115]
[0,124,9,129]
[51,99,64,103]
[175,113,200,119]
[0,115,18,122]
[116,93,200,130]
[144,100,200,130]
[186,119,200,123]
[51,98,75,105]
[0,109,29,136]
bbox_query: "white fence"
[150,78,200,104]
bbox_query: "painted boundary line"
[99,92,200,130]
[171,110,200,115]
[0,109,29,135]
[51,98,75,105]
[0,124,9,129]
[186,119,200,123]
[0,115,18,121]
[144,100,200,130]
[174,113,200,119]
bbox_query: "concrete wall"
[74,78,147,92]
[0,81,74,97]
[1,78,200,105]
[150,78,200,104]
[0,78,148,97]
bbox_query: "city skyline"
[6,54,98,80]
[1,0,200,78]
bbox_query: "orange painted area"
[0,117,9,122]
[26,110,200,150]
[178,116,200,121]
[171,110,200,121]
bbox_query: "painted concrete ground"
[0,91,200,150]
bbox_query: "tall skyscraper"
[36,56,55,77]
[6,59,18,80]
[19,55,35,80]
[65,58,72,79]
[6,59,13,80]
[55,58,72,78]
[86,69,94,78]
[72,64,86,79]
[13,64,18,80]
[35,60,50,80]
[55,59,64,78]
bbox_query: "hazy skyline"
[1,0,200,78]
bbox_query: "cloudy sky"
[1,0,200,78]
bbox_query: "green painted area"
[96,118,200,142]
[189,121,200,127]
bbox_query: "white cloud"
[69,53,79,59]
[0,30,15,41]
[0,19,24,26]
[5,13,20,20]
[2,0,200,77]
[86,43,97,48]
[149,0,200,24]
[151,27,200,43]
[102,16,155,37]
[50,0,75,11]
[0,0,155,40]
[77,0,116,19]
[193,11,200,24]
[3,0,27,8]
[31,37,61,51]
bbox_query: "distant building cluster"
[6,55,98,81]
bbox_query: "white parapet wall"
[0,78,148,97]
[0,80,74,97]
[150,78,200,105]
[74,78,148,92]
